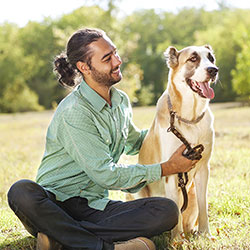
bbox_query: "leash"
[167,95,204,213]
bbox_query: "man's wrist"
[161,161,173,176]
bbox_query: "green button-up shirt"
[36,80,161,210]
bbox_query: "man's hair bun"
[54,53,78,87]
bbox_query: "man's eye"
[105,57,111,62]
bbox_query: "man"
[8,28,198,250]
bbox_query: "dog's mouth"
[187,79,215,99]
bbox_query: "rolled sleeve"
[144,163,162,183]
[123,163,162,193]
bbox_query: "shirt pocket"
[99,129,112,146]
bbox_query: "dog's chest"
[159,118,209,162]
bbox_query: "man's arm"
[57,109,161,191]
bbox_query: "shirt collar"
[79,80,122,111]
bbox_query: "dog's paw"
[194,231,216,241]
[208,235,216,241]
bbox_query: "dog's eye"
[208,53,215,63]
[189,56,198,62]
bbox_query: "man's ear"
[76,61,90,75]
[164,46,179,69]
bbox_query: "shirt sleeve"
[124,120,148,156]
[57,108,161,191]
[123,96,148,156]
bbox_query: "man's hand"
[161,144,199,176]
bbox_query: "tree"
[232,22,250,101]
[195,9,243,102]
[161,8,207,48]
[1,4,250,113]
[0,23,42,112]
[116,63,143,104]
[0,79,43,112]
[18,19,62,108]
[120,9,169,104]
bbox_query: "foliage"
[136,84,155,106]
[195,9,250,102]
[0,24,42,113]
[17,20,64,108]
[116,63,143,104]
[120,9,169,104]
[0,3,250,112]
[231,21,250,102]
[0,80,43,113]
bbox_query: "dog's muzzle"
[207,66,218,79]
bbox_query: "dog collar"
[167,95,205,124]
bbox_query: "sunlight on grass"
[0,104,250,249]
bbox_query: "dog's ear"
[204,44,213,52]
[164,46,179,69]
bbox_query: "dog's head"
[164,45,218,99]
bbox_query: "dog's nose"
[207,67,218,78]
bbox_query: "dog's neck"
[166,79,209,122]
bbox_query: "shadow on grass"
[0,236,36,250]
[151,231,174,250]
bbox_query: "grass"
[0,103,250,249]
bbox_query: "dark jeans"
[7,179,179,250]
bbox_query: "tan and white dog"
[128,45,218,238]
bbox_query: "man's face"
[88,36,122,86]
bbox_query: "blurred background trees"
[0,0,250,112]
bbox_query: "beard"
[90,65,122,87]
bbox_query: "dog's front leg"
[171,211,184,239]
[165,175,184,239]
[194,163,211,235]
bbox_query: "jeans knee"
[150,198,179,233]
[163,199,179,229]
[7,179,45,212]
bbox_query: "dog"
[127,45,218,239]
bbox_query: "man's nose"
[113,53,122,66]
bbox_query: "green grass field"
[0,103,250,250]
